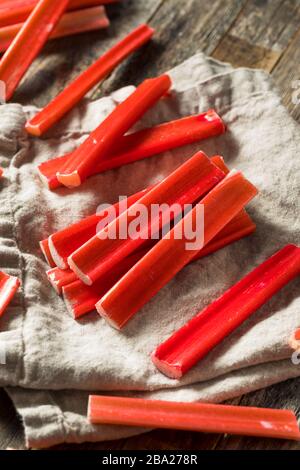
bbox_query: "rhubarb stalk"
[56,74,172,187]
[96,170,258,329]
[0,271,21,317]
[38,111,225,189]
[48,187,152,269]
[62,213,255,319]
[68,152,225,285]
[26,24,155,136]
[0,7,110,53]
[63,251,146,318]
[39,238,56,268]
[0,0,116,27]
[152,244,300,379]
[0,0,69,101]
[88,395,300,441]
[47,267,77,295]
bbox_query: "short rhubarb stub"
[150,351,183,380]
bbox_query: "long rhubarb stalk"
[25,24,155,136]
[96,170,258,329]
[0,7,110,54]
[0,0,69,101]
[56,74,172,187]
[88,396,300,441]
[68,152,225,285]
[39,238,56,268]
[38,111,225,189]
[63,212,255,319]
[0,271,21,317]
[0,0,115,27]
[152,244,300,379]
[48,187,152,269]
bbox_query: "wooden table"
[1,0,299,450]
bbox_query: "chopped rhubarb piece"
[56,75,172,187]
[63,251,145,318]
[63,213,255,319]
[289,328,300,352]
[0,7,110,53]
[39,238,56,268]
[68,152,225,285]
[0,0,116,27]
[38,111,225,189]
[48,187,152,269]
[88,395,300,441]
[0,271,21,317]
[152,244,300,379]
[26,24,155,136]
[47,267,77,295]
[0,0,69,101]
[96,170,258,329]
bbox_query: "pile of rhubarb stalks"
[0,0,300,443]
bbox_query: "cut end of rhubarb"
[56,170,82,188]
[48,236,68,270]
[46,269,61,295]
[151,351,183,380]
[204,109,226,132]
[289,329,300,352]
[96,301,122,330]
[68,256,93,286]
[62,287,76,318]
[25,120,42,137]
[39,239,56,268]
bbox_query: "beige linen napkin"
[0,53,299,448]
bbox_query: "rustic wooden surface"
[1,0,300,450]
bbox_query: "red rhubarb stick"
[0,0,69,101]
[0,0,115,27]
[152,244,300,379]
[47,267,77,295]
[63,251,145,318]
[39,238,56,268]
[56,74,172,187]
[48,187,152,269]
[26,24,155,136]
[0,7,110,53]
[68,152,225,285]
[38,111,225,190]
[0,271,21,317]
[62,213,255,319]
[96,170,258,329]
[88,396,300,441]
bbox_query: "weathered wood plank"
[212,0,300,71]
[0,389,25,450]
[97,0,248,96]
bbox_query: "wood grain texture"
[1,0,300,450]
[212,0,300,71]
